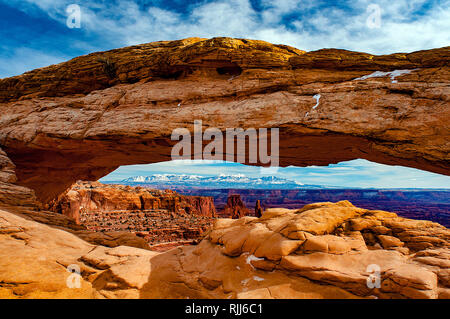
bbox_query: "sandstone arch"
[0,37,448,204]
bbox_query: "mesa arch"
[0,37,449,204]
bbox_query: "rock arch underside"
[0,37,449,299]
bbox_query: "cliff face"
[0,38,448,203]
[50,181,216,224]
[1,201,449,299]
[176,188,450,227]
[49,181,217,247]
[222,194,250,219]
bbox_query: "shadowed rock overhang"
[0,37,448,203]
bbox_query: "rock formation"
[178,188,450,227]
[0,37,448,299]
[50,181,216,223]
[0,149,150,250]
[255,200,263,218]
[222,194,250,219]
[1,201,448,299]
[0,38,448,204]
[0,147,39,210]
[49,181,216,248]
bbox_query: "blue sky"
[1,0,449,78]
[2,0,449,188]
[100,159,450,189]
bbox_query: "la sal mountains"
[115,174,323,189]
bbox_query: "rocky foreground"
[1,201,449,299]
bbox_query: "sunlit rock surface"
[1,201,448,299]
[0,37,448,299]
[0,38,448,203]
[49,181,216,247]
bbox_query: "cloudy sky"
[1,0,449,78]
[100,159,450,189]
[2,0,449,188]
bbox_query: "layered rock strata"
[50,181,216,223]
[0,38,448,203]
[0,37,448,299]
[222,194,250,219]
[49,181,217,247]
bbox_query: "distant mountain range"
[118,174,326,189]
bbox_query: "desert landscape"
[0,37,449,300]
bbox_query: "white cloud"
[5,0,449,56]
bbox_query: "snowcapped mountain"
[120,174,324,189]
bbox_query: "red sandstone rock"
[50,181,216,223]
[0,38,449,299]
[49,181,216,246]
[255,200,263,218]
[223,194,250,219]
[1,196,449,298]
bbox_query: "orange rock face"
[0,38,448,204]
[49,181,216,247]
[255,200,263,218]
[2,201,448,299]
[50,181,216,223]
[222,194,250,219]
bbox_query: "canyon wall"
[49,181,217,248]
[50,181,216,223]
[0,38,448,203]
[177,188,450,227]
[221,194,251,218]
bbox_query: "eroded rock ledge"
[0,38,448,203]
[1,201,449,299]
[49,181,217,248]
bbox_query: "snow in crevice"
[304,94,321,118]
[246,254,264,266]
[253,276,265,282]
[354,69,419,83]
[312,94,321,109]
[245,254,264,270]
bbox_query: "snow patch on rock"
[312,94,321,109]
[354,69,418,83]
[246,254,264,265]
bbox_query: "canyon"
[175,188,450,227]
[0,37,449,299]
[50,181,221,249]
